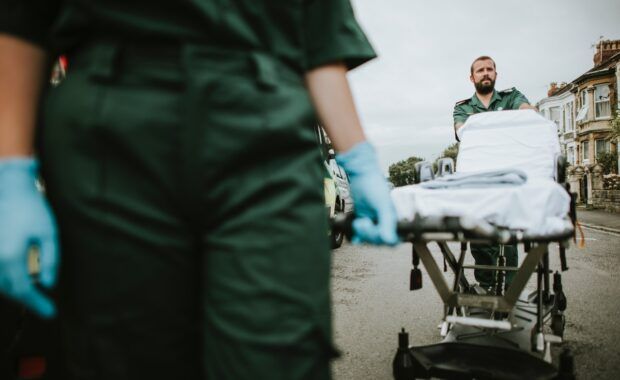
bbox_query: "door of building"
[581,174,588,204]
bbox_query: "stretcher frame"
[393,215,576,380]
[332,158,578,380]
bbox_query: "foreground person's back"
[0,1,399,379]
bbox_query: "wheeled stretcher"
[334,111,578,379]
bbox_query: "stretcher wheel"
[393,329,416,380]
[551,314,565,338]
[557,348,576,380]
[553,272,567,311]
[556,291,567,312]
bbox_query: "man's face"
[470,59,497,95]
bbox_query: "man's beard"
[475,77,495,95]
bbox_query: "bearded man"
[453,56,536,137]
[452,55,536,292]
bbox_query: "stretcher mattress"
[456,110,561,180]
[391,111,572,236]
[391,178,571,235]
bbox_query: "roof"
[538,49,619,103]
[537,83,575,106]
[551,83,575,97]
[573,51,620,84]
[589,51,620,72]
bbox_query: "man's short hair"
[470,56,496,75]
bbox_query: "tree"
[388,156,425,187]
[597,151,618,174]
[440,142,459,164]
[610,111,620,140]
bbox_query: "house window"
[595,139,611,156]
[550,106,561,132]
[595,84,611,118]
[564,102,573,132]
[576,91,589,122]
[582,141,589,162]
[562,108,565,133]
[567,147,575,165]
[581,90,587,108]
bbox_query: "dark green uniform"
[2,1,375,379]
[453,88,530,130]
[452,88,530,290]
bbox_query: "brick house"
[573,40,619,167]
[538,39,620,206]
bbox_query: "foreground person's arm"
[0,34,59,318]
[305,63,398,246]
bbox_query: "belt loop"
[88,42,121,81]
[251,52,278,89]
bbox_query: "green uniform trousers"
[37,43,334,380]
[470,244,518,289]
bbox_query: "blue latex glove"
[0,158,59,318]
[336,142,399,245]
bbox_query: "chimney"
[547,82,558,97]
[594,39,620,66]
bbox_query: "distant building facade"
[537,83,576,165]
[538,39,620,207]
[573,41,619,167]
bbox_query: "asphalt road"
[330,228,620,380]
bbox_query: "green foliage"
[596,151,618,174]
[611,112,620,140]
[388,156,425,187]
[440,142,459,164]
[603,174,620,190]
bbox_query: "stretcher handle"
[330,213,416,241]
[330,213,499,241]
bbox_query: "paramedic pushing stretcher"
[453,56,536,291]
[0,1,399,379]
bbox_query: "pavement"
[576,207,620,235]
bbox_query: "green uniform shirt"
[453,89,527,285]
[453,88,530,137]
[0,0,376,73]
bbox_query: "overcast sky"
[347,0,620,174]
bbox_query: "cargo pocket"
[253,52,316,141]
[39,65,108,214]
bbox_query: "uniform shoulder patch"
[499,87,516,94]
[455,98,470,106]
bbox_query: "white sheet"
[392,110,571,236]
[457,110,560,180]
[391,178,571,235]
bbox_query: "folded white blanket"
[420,169,527,189]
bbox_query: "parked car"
[327,154,353,214]
[323,150,353,249]
[315,127,353,249]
